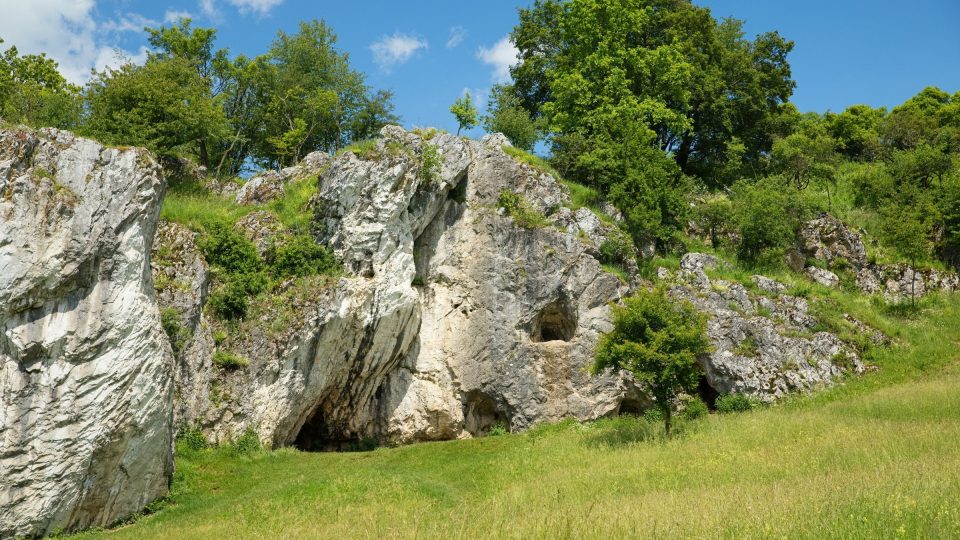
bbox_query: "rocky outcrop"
[235,151,330,205]
[0,127,173,537]
[662,254,864,401]
[798,213,868,268]
[798,213,959,300]
[161,127,641,448]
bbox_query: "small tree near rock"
[592,287,712,435]
[449,92,478,135]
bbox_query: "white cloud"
[225,0,283,16]
[446,26,467,49]
[0,0,147,84]
[164,10,194,24]
[370,32,428,73]
[94,46,150,73]
[476,36,519,84]
[199,0,220,19]
[101,13,158,34]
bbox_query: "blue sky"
[1,0,958,139]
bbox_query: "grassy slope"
[74,293,960,539]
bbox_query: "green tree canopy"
[0,40,82,129]
[449,92,478,135]
[483,84,542,150]
[510,0,795,188]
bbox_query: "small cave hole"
[448,174,468,204]
[697,374,720,410]
[530,297,577,343]
[617,398,645,416]
[463,391,510,436]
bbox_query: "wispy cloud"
[225,0,283,16]
[477,36,519,84]
[100,13,157,34]
[370,32,428,73]
[164,10,193,24]
[199,0,219,19]
[446,26,467,49]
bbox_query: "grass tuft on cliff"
[71,294,960,539]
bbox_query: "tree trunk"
[198,139,210,169]
[911,257,917,307]
[663,406,672,436]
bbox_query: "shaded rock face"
[662,256,864,401]
[165,127,640,448]
[0,128,173,537]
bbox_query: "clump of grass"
[497,190,550,229]
[212,350,249,370]
[733,336,759,357]
[502,145,563,179]
[267,176,319,233]
[337,139,379,160]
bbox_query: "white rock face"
[0,128,173,537]
[162,126,642,448]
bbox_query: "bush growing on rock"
[268,234,338,279]
[213,350,249,370]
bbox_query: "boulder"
[798,213,868,269]
[806,267,841,288]
[0,127,173,537]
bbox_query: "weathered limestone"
[0,127,173,537]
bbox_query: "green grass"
[70,294,960,539]
[502,145,563,180]
[160,189,254,232]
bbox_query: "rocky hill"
[1,125,955,536]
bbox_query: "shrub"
[497,190,550,229]
[232,426,262,455]
[487,422,508,436]
[269,234,338,279]
[598,228,636,267]
[160,307,190,354]
[208,272,268,320]
[199,225,262,275]
[682,396,710,420]
[176,424,209,452]
[715,393,762,414]
[730,177,820,264]
[213,350,249,370]
[420,143,442,183]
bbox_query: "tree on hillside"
[770,131,839,208]
[483,84,541,150]
[450,92,478,135]
[248,20,397,168]
[880,200,935,306]
[510,0,796,188]
[593,287,711,435]
[0,40,82,129]
[83,56,228,158]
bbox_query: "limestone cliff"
[0,127,173,537]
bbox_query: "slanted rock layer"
[0,128,173,538]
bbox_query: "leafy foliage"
[268,235,338,279]
[213,350,249,370]
[593,287,711,434]
[449,92,478,135]
[497,190,550,229]
[715,393,762,414]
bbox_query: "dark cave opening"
[617,398,645,416]
[293,408,375,453]
[530,297,577,343]
[463,391,510,436]
[697,375,720,410]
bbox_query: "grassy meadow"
[71,293,960,539]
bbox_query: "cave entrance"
[697,375,719,410]
[617,398,645,416]
[463,391,510,436]
[530,297,577,343]
[293,408,375,452]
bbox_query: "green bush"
[208,272,268,320]
[199,225,262,275]
[598,229,635,267]
[682,396,709,420]
[420,143,442,183]
[497,190,550,229]
[213,350,249,370]
[730,177,820,264]
[715,393,762,414]
[160,307,190,354]
[269,234,338,279]
[176,424,209,452]
[487,422,509,436]
[232,426,262,455]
